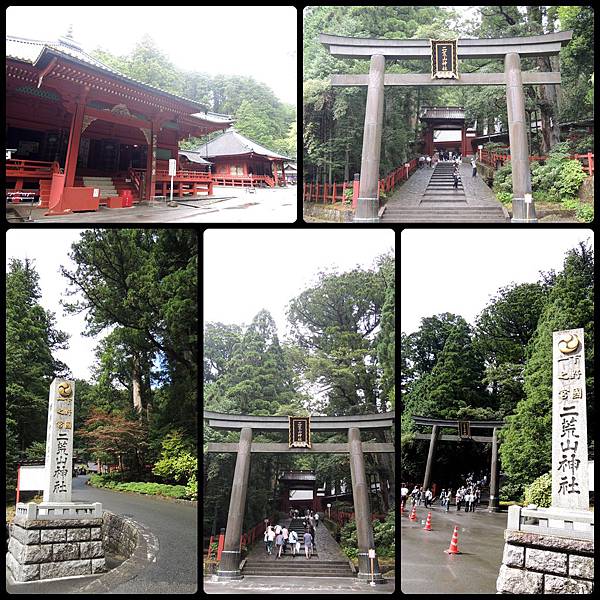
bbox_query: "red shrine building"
[420,107,477,157]
[181,129,292,187]
[6,32,233,211]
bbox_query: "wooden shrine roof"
[6,33,234,126]
[420,107,465,121]
[179,150,212,165]
[191,128,292,161]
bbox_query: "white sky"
[401,228,594,334]
[203,229,395,337]
[6,229,102,380]
[6,5,297,106]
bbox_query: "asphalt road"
[7,475,197,594]
[400,504,507,594]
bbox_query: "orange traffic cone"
[423,512,432,531]
[444,526,461,554]
[409,505,417,521]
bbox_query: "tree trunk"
[132,353,143,414]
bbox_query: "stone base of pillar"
[357,552,386,584]
[7,514,106,582]
[511,197,537,223]
[354,197,379,223]
[215,550,243,580]
[488,496,500,512]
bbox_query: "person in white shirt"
[289,529,299,557]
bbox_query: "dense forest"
[203,254,395,539]
[303,5,594,183]
[400,241,594,500]
[6,230,198,499]
[92,36,297,158]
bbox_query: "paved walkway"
[7,476,197,594]
[401,504,507,594]
[381,162,508,222]
[9,186,297,224]
[204,575,394,594]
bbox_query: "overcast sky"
[401,229,593,335]
[6,229,101,380]
[6,5,297,105]
[203,229,395,337]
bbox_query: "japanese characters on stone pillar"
[43,378,75,503]
[552,329,588,510]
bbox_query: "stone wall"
[102,511,139,558]
[7,516,106,582]
[496,530,594,594]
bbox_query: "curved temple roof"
[6,33,234,124]
[192,129,292,161]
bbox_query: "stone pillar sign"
[43,378,75,503]
[552,328,588,510]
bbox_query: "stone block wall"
[496,530,594,594]
[7,517,106,582]
[102,511,139,557]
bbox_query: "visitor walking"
[419,155,425,169]
[453,168,460,190]
[275,529,284,559]
[315,512,319,527]
[425,488,432,508]
[264,527,271,554]
[426,154,432,168]
[303,530,313,559]
[282,525,289,554]
[446,488,452,512]
[274,523,282,536]
[266,525,275,555]
[471,157,477,177]
[456,488,462,511]
[289,529,298,557]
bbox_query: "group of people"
[264,510,319,560]
[418,155,433,168]
[401,476,484,513]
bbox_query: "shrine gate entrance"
[412,415,505,512]
[204,410,395,583]
[320,31,572,223]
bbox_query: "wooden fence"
[479,149,594,176]
[327,509,387,528]
[303,158,419,207]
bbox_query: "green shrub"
[554,160,587,199]
[492,163,513,195]
[496,191,512,205]
[153,429,197,485]
[560,198,579,210]
[500,481,524,503]
[576,203,594,223]
[524,472,552,508]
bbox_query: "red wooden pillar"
[461,124,467,157]
[281,162,286,186]
[426,127,433,156]
[273,161,279,186]
[243,161,249,176]
[352,173,359,209]
[217,528,225,561]
[64,90,89,188]
[145,122,158,201]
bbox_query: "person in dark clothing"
[453,169,459,189]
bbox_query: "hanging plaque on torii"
[289,416,311,448]
[431,39,458,79]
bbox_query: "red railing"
[327,509,387,528]
[479,149,594,176]
[211,174,274,188]
[303,159,419,205]
[6,158,60,178]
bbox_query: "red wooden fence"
[327,509,387,528]
[479,149,594,176]
[303,158,419,204]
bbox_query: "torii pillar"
[355,54,385,223]
[505,52,536,223]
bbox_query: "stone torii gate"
[320,31,572,224]
[204,410,395,583]
[412,415,505,512]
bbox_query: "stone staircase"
[81,176,118,200]
[381,161,508,223]
[242,518,354,578]
[421,161,466,202]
